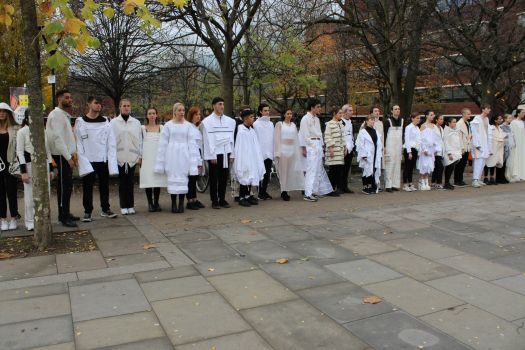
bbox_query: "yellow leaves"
[143,243,157,250]
[0,3,15,26]
[362,295,382,304]
[173,0,186,8]
[0,252,14,259]
[39,1,54,16]
[63,17,85,35]
[275,258,289,264]
[103,7,115,19]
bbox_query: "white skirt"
[140,133,167,188]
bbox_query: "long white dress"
[356,128,383,186]
[140,126,167,188]
[154,120,193,194]
[486,125,504,168]
[274,121,304,191]
[417,126,441,174]
[506,119,525,182]
[233,124,266,186]
[188,124,203,176]
[443,126,462,166]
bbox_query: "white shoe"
[8,219,17,230]
[403,184,411,192]
[424,185,432,191]
[121,208,129,215]
[127,208,136,215]
[472,180,481,188]
[27,225,34,231]
[0,219,8,231]
[480,181,487,186]
[409,184,417,191]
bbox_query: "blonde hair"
[461,108,471,115]
[119,98,131,107]
[172,103,185,119]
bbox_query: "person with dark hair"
[506,109,525,181]
[431,114,445,189]
[299,98,332,201]
[403,114,421,191]
[497,114,513,183]
[417,112,440,191]
[186,106,205,210]
[443,118,462,190]
[470,104,491,188]
[253,103,274,200]
[233,108,265,207]
[454,108,472,187]
[201,97,236,209]
[340,104,355,193]
[383,104,403,192]
[111,98,142,214]
[140,107,167,212]
[356,115,383,194]
[45,89,78,227]
[484,114,505,185]
[324,107,346,196]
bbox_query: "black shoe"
[327,191,340,197]
[362,188,371,195]
[239,198,251,207]
[385,188,393,193]
[212,202,221,209]
[303,196,318,202]
[334,189,344,196]
[234,196,240,203]
[61,219,77,227]
[392,187,400,191]
[281,192,291,201]
[219,200,231,208]
[195,201,205,208]
[82,213,92,222]
[148,203,156,212]
[101,210,117,218]
[264,193,273,200]
[444,183,455,190]
[187,202,199,210]
[69,215,80,221]
[258,194,267,200]
[343,188,354,194]
[489,178,497,185]
[483,178,489,185]
[154,204,162,212]
[455,181,467,187]
[247,196,259,205]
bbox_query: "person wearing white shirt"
[340,104,355,193]
[201,97,236,209]
[45,89,78,227]
[470,104,492,188]
[403,114,421,191]
[253,103,274,200]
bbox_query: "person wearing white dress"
[497,114,514,183]
[506,109,525,182]
[403,114,421,191]
[470,104,492,188]
[253,103,274,200]
[140,107,167,212]
[274,109,305,201]
[356,115,383,194]
[418,113,441,191]
[484,115,505,185]
[186,107,205,210]
[443,118,462,190]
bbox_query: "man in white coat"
[253,103,274,200]
[341,104,354,193]
[383,104,403,192]
[470,104,492,188]
[506,108,525,182]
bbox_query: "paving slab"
[345,311,472,350]
[69,274,134,287]
[175,331,273,350]
[207,270,297,309]
[468,231,524,247]
[152,292,251,345]
[301,223,357,240]
[74,311,165,350]
[384,219,431,232]
[286,239,359,265]
[56,251,107,273]
[260,260,345,291]
[369,250,460,282]
[437,254,521,281]
[210,225,267,244]
[0,283,67,302]
[248,217,290,228]
[105,252,165,267]
[195,258,257,277]
[0,255,57,281]
[431,219,485,235]
[96,237,149,257]
[285,216,330,226]
[231,240,301,264]
[141,275,215,301]
[153,242,195,267]
[31,343,75,350]
[428,274,525,321]
[297,282,395,323]
[325,259,402,286]
[241,299,368,350]
[364,277,464,316]
[335,235,398,256]
[0,293,70,326]
[134,266,198,283]
[492,253,525,272]
[388,237,463,260]
[70,278,150,322]
[257,225,314,242]
[90,225,143,241]
[76,261,170,280]
[331,217,385,234]
[0,315,73,350]
[493,274,525,295]
[421,304,525,350]
[179,240,238,263]
[164,228,216,242]
[0,272,77,291]
[134,224,171,244]
[474,219,525,236]
[97,337,173,350]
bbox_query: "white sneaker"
[480,181,487,186]
[403,184,411,192]
[0,219,8,231]
[424,185,432,191]
[127,208,136,215]
[409,184,417,191]
[8,219,17,230]
[121,208,129,215]
[27,224,34,231]
[472,180,481,188]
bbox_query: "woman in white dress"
[186,107,205,210]
[274,109,305,201]
[484,114,505,185]
[140,108,167,212]
[155,103,194,213]
[418,113,441,191]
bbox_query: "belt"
[310,137,321,140]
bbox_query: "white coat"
[356,128,383,186]
[443,126,462,166]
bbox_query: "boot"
[153,188,161,211]
[178,194,185,213]
[146,189,155,212]
[171,195,179,213]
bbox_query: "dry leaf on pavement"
[276,258,289,264]
[143,244,157,250]
[0,252,13,259]
[240,219,252,224]
[362,295,382,304]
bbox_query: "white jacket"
[111,115,142,167]
[253,116,274,160]
[16,125,53,171]
[443,126,462,166]
[46,107,76,160]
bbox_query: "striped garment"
[324,120,345,165]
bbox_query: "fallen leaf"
[362,295,382,304]
[143,244,157,250]
[276,258,289,264]
[0,252,13,259]
[208,268,215,272]
[240,219,252,224]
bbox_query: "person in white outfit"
[418,113,441,191]
[253,103,274,200]
[340,104,355,193]
[484,114,505,185]
[111,99,142,214]
[454,108,472,187]
[383,104,404,192]
[431,114,445,189]
[186,106,205,210]
[506,109,525,182]
[443,118,463,190]
[403,114,421,191]
[356,115,383,194]
[470,104,492,188]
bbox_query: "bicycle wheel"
[196,161,209,193]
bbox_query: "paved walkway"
[1,182,525,349]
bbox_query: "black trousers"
[208,154,229,204]
[82,161,110,214]
[362,168,377,192]
[53,155,73,221]
[239,184,251,198]
[343,151,354,190]
[403,148,418,183]
[328,164,345,191]
[187,175,198,200]
[444,160,457,184]
[496,161,507,183]
[484,166,496,177]
[259,158,273,195]
[432,156,444,184]
[454,152,469,183]
[146,188,160,204]
[0,167,19,218]
[118,164,136,208]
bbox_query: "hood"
[0,102,14,116]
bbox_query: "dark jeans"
[53,155,73,221]
[432,156,444,184]
[444,160,457,184]
[328,164,345,191]
[343,151,354,190]
[208,154,229,204]
[187,175,198,200]
[484,166,495,178]
[0,167,19,218]
[118,164,136,208]
[145,188,160,205]
[82,162,110,214]
[403,148,418,183]
[454,152,469,184]
[259,158,273,195]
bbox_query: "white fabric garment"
[356,128,383,186]
[404,123,421,152]
[443,126,462,166]
[433,125,444,157]
[472,158,486,181]
[253,116,274,160]
[486,125,504,168]
[384,118,403,188]
[274,121,304,191]
[456,118,471,153]
[16,125,53,167]
[417,126,441,174]
[154,120,193,194]
[233,124,266,186]
[506,119,525,182]
[140,126,167,188]
[201,112,236,168]
[188,124,203,176]
[75,117,118,177]
[341,117,354,151]
[46,107,76,160]
[470,115,491,159]
[111,115,143,168]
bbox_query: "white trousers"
[304,142,322,197]
[23,163,34,229]
[472,158,486,181]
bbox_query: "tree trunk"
[221,60,235,116]
[20,0,53,249]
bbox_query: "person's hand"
[67,158,75,167]
[448,154,453,161]
[138,158,142,166]
[329,149,334,159]
[210,159,217,165]
[49,172,54,180]
[21,173,30,184]
[302,148,307,157]
[408,153,413,160]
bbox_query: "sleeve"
[74,120,94,177]
[47,114,72,160]
[201,122,216,161]
[487,125,493,154]
[324,123,335,148]
[404,126,411,152]
[229,120,235,159]
[356,131,365,161]
[299,117,309,147]
[107,123,118,175]
[154,124,169,174]
[274,122,282,158]
[16,128,27,174]
[137,121,143,158]
[383,119,390,145]
[470,121,481,149]
[348,123,354,150]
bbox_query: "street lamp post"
[48,69,56,108]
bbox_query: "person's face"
[147,109,157,123]
[392,105,400,117]
[284,110,293,122]
[192,111,201,125]
[436,115,444,126]
[120,101,131,115]
[243,114,255,126]
[175,106,185,119]
[261,107,270,117]
[412,116,420,125]
[427,111,435,123]
[373,108,380,117]
[59,93,73,108]
[518,110,525,120]
[334,110,343,121]
[345,107,353,119]
[449,119,457,129]
[312,104,322,115]
[495,115,503,125]
[213,101,224,115]
[366,118,375,128]
[89,100,102,113]
[505,115,513,124]
[462,110,471,120]
[0,110,8,121]
[483,107,491,116]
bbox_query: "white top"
[341,117,354,151]
[433,125,444,157]
[404,123,421,152]
[16,125,52,166]
[75,117,118,176]
[253,116,274,160]
[111,115,143,167]
[299,112,323,147]
[46,107,76,160]
[201,112,236,166]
